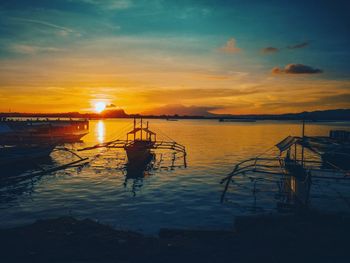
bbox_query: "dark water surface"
[0,119,349,233]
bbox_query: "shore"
[0,213,349,263]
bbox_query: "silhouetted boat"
[0,118,89,144]
[0,143,56,166]
[221,121,349,213]
[80,118,186,167]
[124,119,157,165]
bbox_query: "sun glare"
[94,102,106,113]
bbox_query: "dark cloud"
[261,93,350,109]
[287,42,309,49]
[106,103,116,108]
[272,64,323,74]
[261,47,279,54]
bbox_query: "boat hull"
[0,132,87,144]
[0,144,56,166]
[0,119,89,144]
[125,141,155,165]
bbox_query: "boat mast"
[301,119,305,167]
[133,117,136,141]
[141,118,143,140]
[147,121,149,141]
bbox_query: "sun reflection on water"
[96,120,105,143]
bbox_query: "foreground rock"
[0,214,349,262]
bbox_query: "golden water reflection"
[96,120,105,143]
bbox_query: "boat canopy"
[275,136,300,152]
[126,119,156,142]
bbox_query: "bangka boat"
[79,118,186,167]
[0,118,89,144]
[221,121,350,213]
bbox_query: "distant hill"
[219,109,350,121]
[0,108,349,121]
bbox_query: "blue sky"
[0,0,349,113]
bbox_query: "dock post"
[301,119,305,167]
[141,118,143,140]
[133,117,136,141]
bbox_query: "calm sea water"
[0,119,349,233]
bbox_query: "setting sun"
[94,102,106,113]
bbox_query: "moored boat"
[124,119,157,165]
[0,143,57,166]
[0,118,89,144]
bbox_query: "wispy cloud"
[9,44,64,55]
[261,93,350,109]
[218,38,240,54]
[272,64,323,74]
[261,47,279,54]
[287,42,309,49]
[11,17,75,35]
[76,0,134,10]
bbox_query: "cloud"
[218,38,240,53]
[261,47,279,54]
[76,0,133,10]
[287,42,309,49]
[261,93,350,109]
[11,17,74,35]
[106,103,116,108]
[9,44,64,55]
[272,64,323,74]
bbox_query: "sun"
[94,102,106,113]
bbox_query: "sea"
[0,119,349,234]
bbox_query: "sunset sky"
[0,0,349,114]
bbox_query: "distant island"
[1,108,350,121]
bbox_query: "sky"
[0,0,349,114]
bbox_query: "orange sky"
[1,1,349,115]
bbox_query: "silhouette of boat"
[221,121,349,213]
[124,119,157,165]
[0,118,89,144]
[80,118,186,167]
[0,143,57,166]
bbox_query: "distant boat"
[166,118,178,121]
[219,118,256,122]
[0,118,89,144]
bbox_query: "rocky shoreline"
[0,213,349,262]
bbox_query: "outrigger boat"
[221,121,350,212]
[0,143,57,166]
[79,118,186,167]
